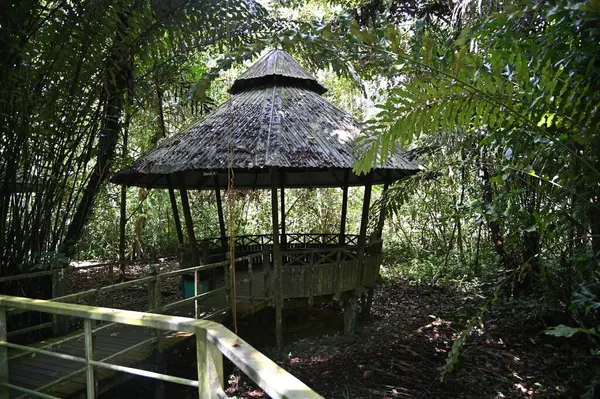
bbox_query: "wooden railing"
[279,241,383,298]
[199,233,361,252]
[0,295,322,399]
[2,253,265,340]
[1,235,383,339]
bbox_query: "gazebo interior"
[112,49,420,348]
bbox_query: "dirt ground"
[89,263,597,398]
[66,257,183,310]
[226,278,597,398]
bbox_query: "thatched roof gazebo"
[113,49,420,349]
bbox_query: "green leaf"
[544,325,580,337]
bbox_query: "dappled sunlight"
[329,128,358,145]
[414,316,456,350]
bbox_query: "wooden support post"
[376,172,392,242]
[0,306,8,399]
[52,267,67,335]
[263,248,271,301]
[147,264,161,312]
[339,170,350,245]
[343,293,358,337]
[280,174,286,248]
[270,168,283,355]
[360,173,390,321]
[87,291,99,329]
[117,184,126,283]
[196,328,224,398]
[84,318,97,398]
[167,176,184,247]
[357,174,373,286]
[194,269,200,319]
[202,242,210,264]
[147,264,165,398]
[249,260,254,313]
[214,175,227,251]
[179,187,199,266]
[361,286,374,321]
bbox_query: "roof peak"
[228,49,327,95]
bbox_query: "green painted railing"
[0,295,322,399]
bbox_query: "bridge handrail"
[0,295,322,399]
[5,252,266,337]
[0,255,184,284]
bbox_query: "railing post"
[263,248,271,302]
[248,259,254,313]
[147,264,161,312]
[88,290,100,328]
[84,318,97,398]
[194,268,200,319]
[147,264,165,398]
[0,306,8,399]
[196,328,223,398]
[202,242,215,290]
[52,267,67,335]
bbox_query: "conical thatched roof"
[112,50,420,189]
[229,50,327,95]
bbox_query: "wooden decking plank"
[9,362,83,386]
[48,345,84,357]
[9,366,60,387]
[32,374,86,398]
[14,354,83,374]
[94,334,153,351]
[41,378,86,397]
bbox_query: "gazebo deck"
[197,233,382,300]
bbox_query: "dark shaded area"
[101,276,599,397]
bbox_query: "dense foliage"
[2,0,599,394]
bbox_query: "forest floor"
[227,275,598,398]
[66,257,183,310]
[85,262,597,398]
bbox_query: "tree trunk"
[480,163,510,270]
[520,176,540,293]
[130,72,167,263]
[118,111,131,280]
[60,26,133,259]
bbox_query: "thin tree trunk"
[60,25,133,259]
[118,111,131,280]
[456,148,466,261]
[520,176,540,292]
[480,161,510,270]
[473,223,482,275]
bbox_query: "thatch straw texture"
[112,50,420,189]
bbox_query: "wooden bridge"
[0,295,321,399]
[0,233,381,398]
[0,251,275,398]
